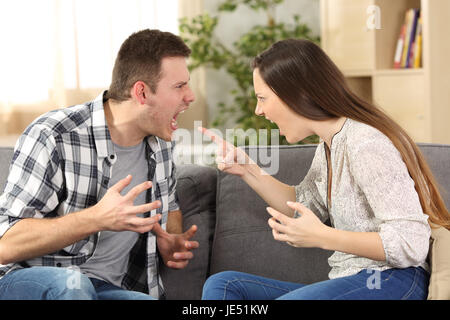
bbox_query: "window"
[0,0,179,105]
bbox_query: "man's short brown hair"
[106,29,191,102]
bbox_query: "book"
[413,16,423,68]
[405,9,420,68]
[401,9,414,68]
[394,23,407,69]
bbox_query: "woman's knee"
[202,271,244,300]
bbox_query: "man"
[0,29,198,300]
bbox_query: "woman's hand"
[152,223,199,269]
[198,127,257,178]
[266,201,330,249]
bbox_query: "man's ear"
[131,81,148,105]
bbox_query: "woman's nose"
[255,104,263,116]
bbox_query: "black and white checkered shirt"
[0,91,179,299]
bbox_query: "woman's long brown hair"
[252,39,450,230]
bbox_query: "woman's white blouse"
[295,118,431,279]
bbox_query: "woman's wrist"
[242,163,264,181]
[317,225,335,250]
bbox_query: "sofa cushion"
[211,145,333,284]
[427,226,450,300]
[159,164,217,300]
[418,144,450,208]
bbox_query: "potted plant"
[179,0,320,145]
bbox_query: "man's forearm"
[0,207,99,265]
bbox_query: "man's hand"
[93,175,162,233]
[152,223,199,269]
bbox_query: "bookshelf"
[320,0,450,144]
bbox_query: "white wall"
[203,0,320,128]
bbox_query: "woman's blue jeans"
[0,266,155,300]
[202,267,429,300]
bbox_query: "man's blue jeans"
[0,266,155,300]
[202,267,429,300]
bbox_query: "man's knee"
[0,266,97,300]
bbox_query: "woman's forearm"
[242,163,297,217]
[320,226,386,262]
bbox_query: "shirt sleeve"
[167,141,180,212]
[349,135,431,268]
[294,145,329,222]
[0,124,64,238]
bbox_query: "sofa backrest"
[0,147,14,193]
[210,143,450,286]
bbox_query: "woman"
[200,39,450,300]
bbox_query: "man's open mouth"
[171,109,186,131]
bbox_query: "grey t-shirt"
[80,140,148,287]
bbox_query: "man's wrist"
[76,206,103,234]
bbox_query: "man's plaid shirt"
[0,91,179,299]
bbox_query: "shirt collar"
[90,91,115,159]
[330,117,351,147]
[90,90,162,161]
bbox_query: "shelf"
[374,68,424,77]
[342,69,373,78]
[321,0,450,144]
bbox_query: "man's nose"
[185,86,195,104]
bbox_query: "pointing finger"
[198,127,233,154]
[198,127,224,144]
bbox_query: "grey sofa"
[1,143,449,300]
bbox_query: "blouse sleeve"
[349,135,431,268]
[294,145,329,222]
